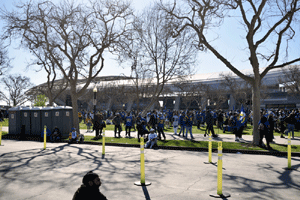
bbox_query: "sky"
[0,0,248,87]
[1,0,299,88]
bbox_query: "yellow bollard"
[134,137,151,186]
[102,128,105,156]
[217,142,223,195]
[204,133,216,164]
[0,124,2,146]
[288,133,291,169]
[43,125,47,150]
[140,137,145,184]
[209,133,212,163]
[210,141,230,198]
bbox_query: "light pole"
[93,86,97,115]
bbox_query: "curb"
[3,135,300,157]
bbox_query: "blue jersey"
[158,116,165,128]
[186,115,193,127]
[125,116,133,126]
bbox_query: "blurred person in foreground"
[73,171,107,200]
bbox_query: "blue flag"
[239,104,246,125]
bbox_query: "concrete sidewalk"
[2,126,300,145]
[0,140,299,200]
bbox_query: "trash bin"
[8,106,22,135]
[31,107,42,136]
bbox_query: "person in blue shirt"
[185,111,194,140]
[125,112,133,137]
[178,112,186,137]
[157,113,166,140]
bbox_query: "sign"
[34,112,38,117]
[24,112,27,117]
[45,112,48,117]
[66,111,69,117]
[55,111,59,117]
[11,114,14,119]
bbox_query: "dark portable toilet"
[31,107,42,136]
[41,107,53,133]
[8,106,22,135]
[60,106,73,138]
[51,107,64,136]
[20,107,32,136]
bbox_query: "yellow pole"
[0,124,2,146]
[44,125,47,150]
[217,141,223,195]
[140,137,145,184]
[288,132,291,169]
[208,133,212,163]
[102,128,105,155]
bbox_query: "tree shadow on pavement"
[225,163,300,199]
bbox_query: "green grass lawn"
[79,121,300,137]
[2,119,299,152]
[81,135,300,152]
[0,118,9,127]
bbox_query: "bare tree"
[278,65,300,95]
[0,74,34,106]
[0,41,11,75]
[1,0,133,132]
[219,73,252,109]
[121,4,197,115]
[161,0,300,145]
[26,50,69,106]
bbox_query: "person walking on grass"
[178,112,186,137]
[173,111,179,135]
[157,113,166,140]
[185,111,194,140]
[125,112,133,137]
[112,113,122,138]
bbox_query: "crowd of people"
[76,107,300,149]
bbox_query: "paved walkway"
[2,126,300,145]
[0,140,299,200]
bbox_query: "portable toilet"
[20,107,32,136]
[62,106,73,138]
[8,106,22,135]
[41,107,53,133]
[31,107,42,136]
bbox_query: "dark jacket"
[72,185,107,200]
[93,114,106,130]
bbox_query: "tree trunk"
[252,80,261,145]
[71,92,80,134]
[47,91,53,106]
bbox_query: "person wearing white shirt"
[146,129,157,149]
[173,111,179,135]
